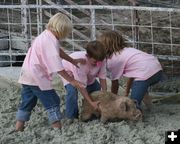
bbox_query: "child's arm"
[111,79,119,94]
[99,78,107,91]
[125,78,134,97]
[59,48,86,67]
[79,87,100,110]
[58,70,85,89]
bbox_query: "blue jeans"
[130,70,163,109]
[65,80,101,119]
[16,85,61,124]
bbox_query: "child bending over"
[61,40,107,120]
[98,30,163,110]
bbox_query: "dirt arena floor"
[0,67,180,144]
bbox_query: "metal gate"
[0,5,180,77]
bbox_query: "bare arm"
[125,78,134,97]
[59,48,86,67]
[99,78,107,91]
[79,87,100,110]
[58,70,85,89]
[59,48,74,63]
[111,79,119,94]
[58,70,99,109]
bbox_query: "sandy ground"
[0,67,180,144]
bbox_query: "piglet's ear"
[119,102,127,111]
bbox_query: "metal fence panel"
[0,5,179,77]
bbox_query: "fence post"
[90,8,96,40]
[21,0,29,50]
[36,0,43,35]
[129,0,140,49]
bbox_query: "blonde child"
[16,13,85,131]
[61,40,107,120]
[98,30,163,110]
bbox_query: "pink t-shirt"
[61,51,106,86]
[107,47,162,80]
[18,30,64,90]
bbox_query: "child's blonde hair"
[85,41,106,61]
[97,30,127,58]
[47,12,72,39]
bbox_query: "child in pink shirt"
[61,41,107,120]
[16,13,85,131]
[98,30,163,110]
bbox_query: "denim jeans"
[130,70,163,109]
[16,84,61,124]
[65,80,101,119]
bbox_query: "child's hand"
[73,58,86,68]
[90,101,100,110]
[71,79,85,89]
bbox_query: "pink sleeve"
[107,60,124,80]
[45,54,64,73]
[41,42,64,74]
[97,60,106,79]
[74,65,88,86]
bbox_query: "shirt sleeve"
[74,65,88,86]
[97,60,106,79]
[107,59,124,80]
[41,40,64,74]
[46,54,64,73]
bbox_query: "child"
[16,13,85,131]
[97,30,163,110]
[61,40,107,120]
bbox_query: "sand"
[0,67,180,144]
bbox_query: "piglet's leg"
[100,114,108,123]
[81,112,92,122]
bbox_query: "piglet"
[81,91,142,123]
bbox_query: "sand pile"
[0,67,180,144]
